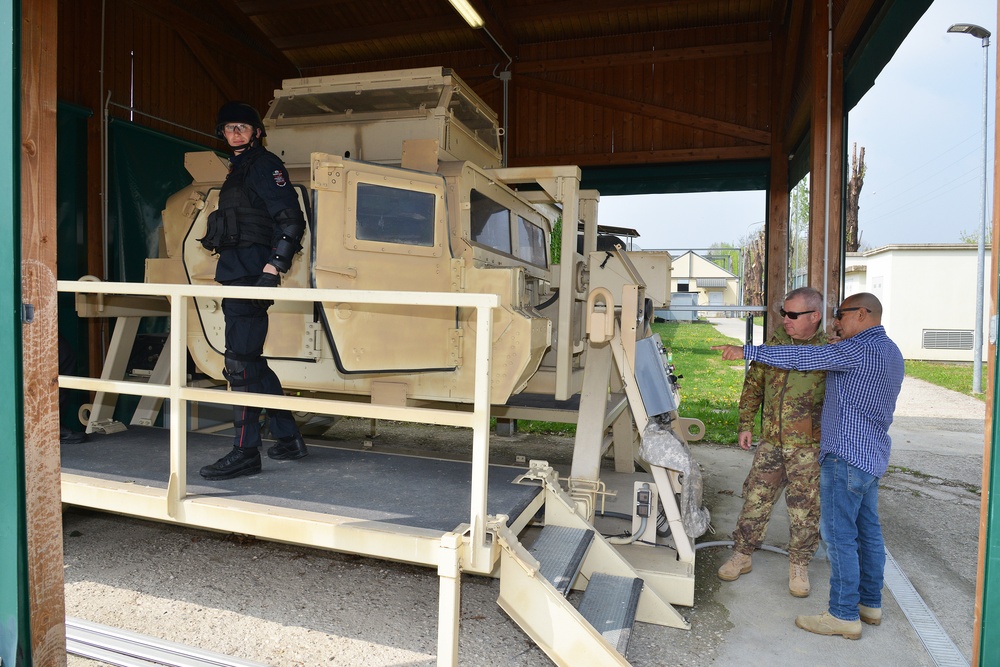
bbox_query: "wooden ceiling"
[60,0,914,189]
[229,0,778,75]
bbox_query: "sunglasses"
[779,308,815,320]
[833,306,871,320]
[223,123,254,134]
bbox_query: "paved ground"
[62,318,988,666]
[707,315,985,664]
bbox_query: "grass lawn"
[652,320,747,445]
[904,360,985,401]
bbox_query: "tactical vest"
[200,149,276,252]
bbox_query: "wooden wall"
[58,0,286,148]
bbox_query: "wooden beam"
[513,0,745,22]
[778,0,807,151]
[834,0,878,54]
[22,0,67,663]
[178,33,245,103]
[807,0,831,307]
[271,13,466,51]
[127,0,295,82]
[517,74,771,144]
[514,40,771,75]
[765,9,791,339]
[216,0,302,75]
[509,145,770,168]
[237,0,355,15]
[826,51,845,307]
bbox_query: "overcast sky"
[599,0,998,252]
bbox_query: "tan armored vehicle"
[140,67,682,458]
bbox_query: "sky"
[598,0,999,252]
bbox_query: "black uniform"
[213,143,304,451]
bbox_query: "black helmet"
[215,101,265,138]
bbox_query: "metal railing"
[656,304,767,345]
[57,279,499,571]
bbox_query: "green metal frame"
[981,337,1000,663]
[0,0,25,664]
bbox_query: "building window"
[922,330,974,350]
[677,282,689,292]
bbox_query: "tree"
[788,176,810,289]
[741,228,766,307]
[708,241,740,274]
[846,143,865,252]
[959,226,993,244]
[550,217,562,265]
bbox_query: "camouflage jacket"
[738,327,827,447]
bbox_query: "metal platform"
[60,426,542,536]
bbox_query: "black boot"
[200,447,261,480]
[267,434,308,460]
[60,426,88,445]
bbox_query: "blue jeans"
[819,455,885,621]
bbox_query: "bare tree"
[846,143,865,252]
[741,228,766,307]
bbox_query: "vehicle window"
[470,190,511,254]
[516,216,548,268]
[356,183,435,246]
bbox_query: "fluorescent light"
[448,0,484,29]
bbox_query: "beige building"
[844,244,992,362]
[668,251,740,318]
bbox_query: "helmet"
[215,101,265,138]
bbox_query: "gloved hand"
[252,271,280,309]
[256,271,280,289]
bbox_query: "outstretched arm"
[712,344,745,360]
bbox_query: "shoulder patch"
[272,170,287,187]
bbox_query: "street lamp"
[948,23,991,394]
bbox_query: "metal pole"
[974,35,989,393]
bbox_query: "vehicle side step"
[529,525,594,595]
[578,573,644,656]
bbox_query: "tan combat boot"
[717,551,752,581]
[859,604,882,626]
[789,562,810,597]
[795,611,862,640]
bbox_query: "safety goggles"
[779,308,815,320]
[223,123,254,134]
[833,306,871,320]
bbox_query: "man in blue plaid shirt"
[714,292,904,640]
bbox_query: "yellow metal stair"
[494,471,688,666]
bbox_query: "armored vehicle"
[137,66,682,459]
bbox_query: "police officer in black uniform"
[198,101,309,480]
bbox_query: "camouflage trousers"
[731,440,820,566]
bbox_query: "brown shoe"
[718,551,752,581]
[789,563,810,598]
[859,604,882,626]
[795,611,862,640]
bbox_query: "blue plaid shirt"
[743,326,904,477]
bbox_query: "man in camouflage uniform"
[718,286,826,597]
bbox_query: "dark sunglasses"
[779,308,815,320]
[833,306,871,320]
